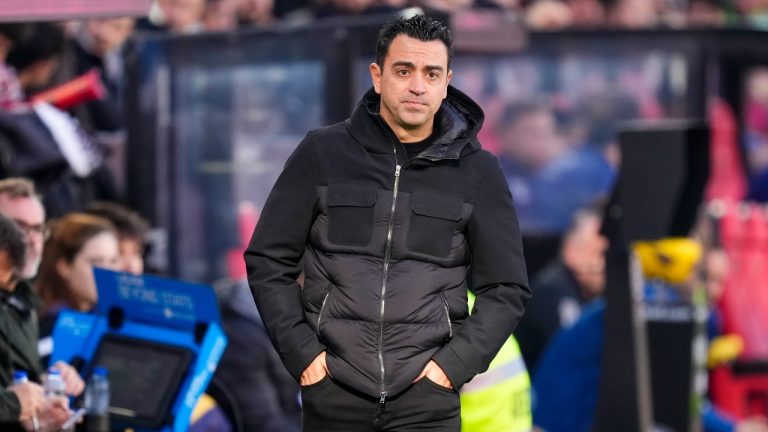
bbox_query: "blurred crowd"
[136,0,768,33]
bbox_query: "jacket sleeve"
[0,389,20,423]
[432,155,531,389]
[244,131,326,382]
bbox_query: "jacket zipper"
[317,292,330,331]
[442,297,453,338]
[379,147,402,405]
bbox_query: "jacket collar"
[345,85,485,161]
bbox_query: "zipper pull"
[395,165,401,177]
[379,391,387,405]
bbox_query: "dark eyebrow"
[390,61,444,72]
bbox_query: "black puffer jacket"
[246,86,530,400]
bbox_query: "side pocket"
[441,295,453,339]
[317,291,330,336]
[300,374,331,390]
[327,183,377,246]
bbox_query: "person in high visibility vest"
[461,292,532,432]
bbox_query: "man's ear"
[370,62,382,94]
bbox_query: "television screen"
[88,334,193,429]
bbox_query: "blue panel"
[94,268,221,331]
[52,271,228,432]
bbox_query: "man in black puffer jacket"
[245,14,531,431]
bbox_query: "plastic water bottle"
[84,366,110,416]
[83,366,110,432]
[44,368,66,399]
[13,370,29,384]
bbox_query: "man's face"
[370,35,452,141]
[85,18,135,56]
[118,238,144,275]
[502,110,562,170]
[59,231,120,311]
[159,0,206,32]
[564,217,608,299]
[0,195,46,279]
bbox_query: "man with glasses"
[0,178,47,280]
[0,177,84,431]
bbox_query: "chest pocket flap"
[411,190,463,221]
[327,182,378,246]
[409,190,463,258]
[328,183,377,207]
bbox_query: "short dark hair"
[85,201,149,245]
[376,14,454,69]
[0,23,34,46]
[36,213,116,312]
[6,22,65,73]
[0,213,26,275]
[499,101,551,129]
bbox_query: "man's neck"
[380,111,433,143]
[398,127,433,144]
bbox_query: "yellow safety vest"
[460,293,532,432]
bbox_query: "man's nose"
[409,75,426,95]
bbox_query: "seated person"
[515,207,607,373]
[84,201,149,275]
[34,213,119,354]
[0,212,81,431]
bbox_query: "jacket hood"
[346,85,485,160]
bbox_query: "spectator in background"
[497,101,571,232]
[0,212,83,431]
[213,278,302,432]
[414,0,474,18]
[56,17,136,192]
[532,239,768,432]
[141,0,207,33]
[687,0,727,26]
[525,0,573,29]
[743,67,768,200]
[0,24,32,110]
[605,0,658,28]
[84,201,148,275]
[733,0,768,27]
[565,0,606,27]
[5,24,64,97]
[35,213,119,342]
[236,0,277,26]
[570,92,640,170]
[1,22,118,217]
[0,179,46,280]
[204,0,240,31]
[515,206,607,372]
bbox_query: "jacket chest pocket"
[407,190,463,259]
[327,183,377,247]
